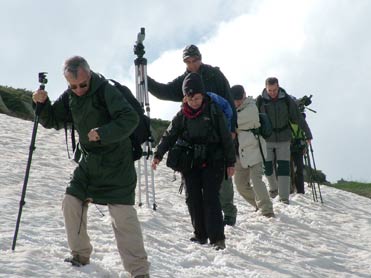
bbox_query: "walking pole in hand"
[12,72,47,250]
[134,28,157,210]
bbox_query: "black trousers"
[183,161,225,244]
[292,151,305,193]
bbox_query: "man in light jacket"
[231,85,274,217]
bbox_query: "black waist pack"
[166,140,194,173]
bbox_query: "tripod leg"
[309,145,323,203]
[137,159,143,207]
[304,152,318,202]
[148,143,157,210]
[12,115,41,250]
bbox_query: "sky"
[1,113,371,278]
[0,0,370,182]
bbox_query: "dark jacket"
[155,99,236,168]
[257,87,313,142]
[147,63,237,132]
[37,72,139,205]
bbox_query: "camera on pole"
[133,28,157,211]
[134,28,146,59]
[38,72,48,88]
[297,94,317,114]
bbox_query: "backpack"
[206,92,233,131]
[62,79,151,161]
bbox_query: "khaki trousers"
[234,159,273,215]
[62,194,150,277]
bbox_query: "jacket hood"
[87,72,107,95]
[238,96,255,110]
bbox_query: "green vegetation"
[150,118,170,145]
[304,165,329,185]
[0,85,34,120]
[0,85,169,143]
[329,179,371,199]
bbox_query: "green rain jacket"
[257,88,313,143]
[37,72,139,205]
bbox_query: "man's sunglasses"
[69,82,88,90]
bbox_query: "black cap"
[230,85,245,100]
[182,73,205,96]
[183,44,202,61]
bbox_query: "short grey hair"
[63,56,90,78]
[265,77,279,86]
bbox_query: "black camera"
[297,94,315,113]
[38,72,48,85]
[134,28,146,58]
[300,95,312,106]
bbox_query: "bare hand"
[32,90,48,104]
[152,158,160,170]
[88,129,100,142]
[227,166,235,177]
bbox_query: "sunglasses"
[69,82,88,90]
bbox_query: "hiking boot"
[279,199,289,205]
[212,240,226,251]
[269,190,278,198]
[134,274,150,278]
[263,212,275,218]
[64,255,90,267]
[223,216,236,226]
[190,237,207,245]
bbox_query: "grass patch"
[329,181,371,199]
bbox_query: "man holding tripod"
[147,44,238,226]
[32,56,150,278]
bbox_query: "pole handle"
[35,84,45,116]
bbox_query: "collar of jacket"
[185,63,217,79]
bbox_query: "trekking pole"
[308,143,323,203]
[134,27,157,210]
[12,72,48,250]
[304,152,318,202]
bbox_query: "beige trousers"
[234,159,273,215]
[62,194,150,277]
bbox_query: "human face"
[184,57,202,73]
[266,83,279,99]
[185,93,204,109]
[234,99,244,108]
[65,67,91,96]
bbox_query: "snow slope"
[1,113,370,278]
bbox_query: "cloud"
[1,0,370,182]
[145,0,371,182]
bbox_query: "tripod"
[12,72,47,250]
[134,28,157,210]
[304,143,323,203]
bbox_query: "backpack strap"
[257,135,266,164]
[284,94,295,135]
[61,90,76,159]
[256,95,263,112]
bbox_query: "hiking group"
[31,43,313,277]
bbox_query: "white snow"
[1,113,370,278]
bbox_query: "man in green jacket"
[257,77,312,205]
[32,56,150,278]
[147,45,238,226]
